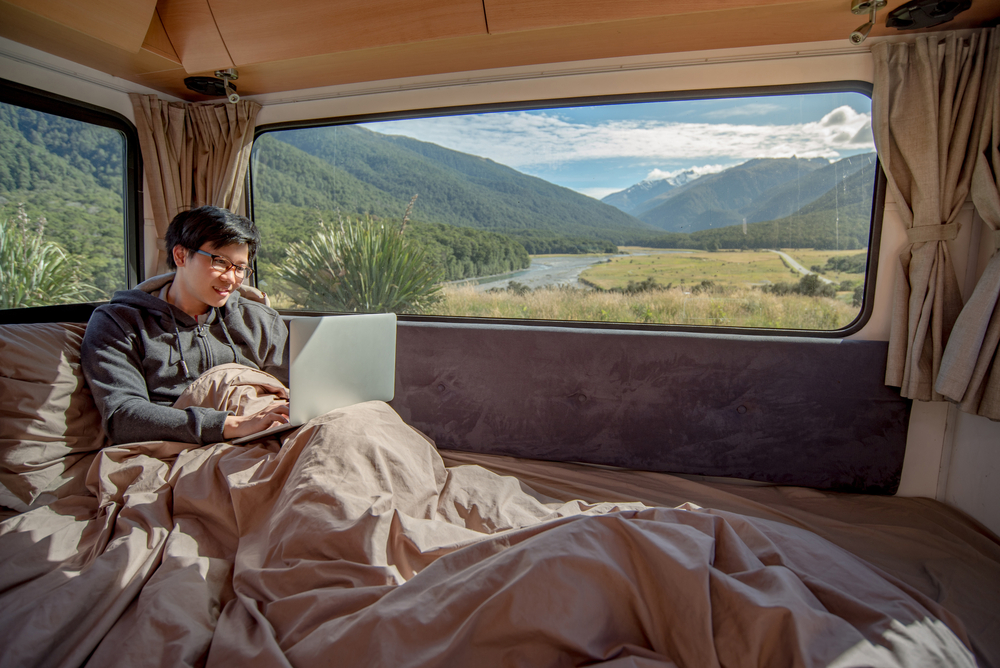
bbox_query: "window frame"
[250,80,886,338]
[0,77,142,324]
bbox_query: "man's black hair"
[165,206,261,270]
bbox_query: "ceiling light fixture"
[183,68,240,103]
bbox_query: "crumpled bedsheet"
[0,366,978,667]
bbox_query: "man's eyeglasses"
[193,249,253,281]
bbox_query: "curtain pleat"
[936,29,1000,420]
[129,95,261,274]
[187,101,260,216]
[872,31,991,401]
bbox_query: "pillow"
[0,322,106,506]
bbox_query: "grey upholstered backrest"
[390,322,910,494]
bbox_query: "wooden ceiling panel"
[209,0,488,67]
[156,0,234,73]
[4,0,999,101]
[229,0,859,94]
[141,10,182,64]
[0,0,184,77]
[2,0,158,52]
[484,0,809,34]
[217,0,1000,97]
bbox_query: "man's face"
[173,242,250,314]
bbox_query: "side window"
[250,86,879,333]
[0,83,133,311]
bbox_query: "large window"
[0,81,136,313]
[251,85,881,333]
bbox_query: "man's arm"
[81,309,229,445]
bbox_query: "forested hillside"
[254,126,655,239]
[251,126,656,278]
[0,102,125,299]
[252,201,530,284]
[741,153,875,225]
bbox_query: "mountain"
[601,167,721,216]
[255,126,656,241]
[635,157,830,233]
[602,178,677,214]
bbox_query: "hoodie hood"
[111,272,271,327]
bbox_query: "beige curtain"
[936,29,1000,420]
[129,94,190,274]
[187,101,260,215]
[871,31,992,401]
[129,94,262,274]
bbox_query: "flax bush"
[280,207,443,314]
[0,205,92,309]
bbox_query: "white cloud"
[702,103,785,119]
[643,164,730,183]
[363,105,874,170]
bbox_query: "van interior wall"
[2,36,998,532]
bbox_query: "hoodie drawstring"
[169,309,192,379]
[218,309,243,366]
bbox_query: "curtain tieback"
[994,228,1000,250]
[906,222,960,244]
[156,239,167,251]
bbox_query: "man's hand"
[223,402,290,440]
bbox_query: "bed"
[2,321,999,668]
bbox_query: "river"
[458,254,617,292]
[457,248,827,292]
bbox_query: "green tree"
[0,204,93,308]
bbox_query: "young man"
[82,206,290,445]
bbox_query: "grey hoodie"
[81,273,289,445]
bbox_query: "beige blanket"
[0,366,982,667]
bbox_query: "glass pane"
[251,90,875,330]
[0,101,126,309]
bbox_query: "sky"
[359,91,875,201]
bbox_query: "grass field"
[266,246,866,330]
[582,248,866,291]
[433,283,859,329]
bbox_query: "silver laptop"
[232,313,397,444]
